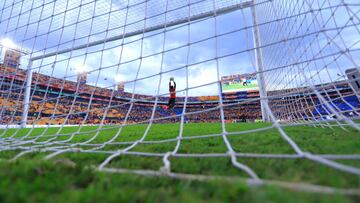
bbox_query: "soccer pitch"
[0,123,359,202]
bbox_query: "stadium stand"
[0,64,358,125]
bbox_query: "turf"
[0,122,359,202]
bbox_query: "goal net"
[0,0,360,195]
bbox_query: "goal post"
[20,60,32,128]
[251,4,269,122]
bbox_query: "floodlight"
[1,38,17,50]
[75,64,88,73]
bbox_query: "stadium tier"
[1,64,358,125]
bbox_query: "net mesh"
[0,0,360,195]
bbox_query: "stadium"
[0,0,360,202]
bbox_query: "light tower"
[1,38,21,68]
[115,74,125,93]
[75,64,88,89]
[117,82,124,92]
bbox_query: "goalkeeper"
[167,77,176,109]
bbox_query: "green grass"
[0,122,360,202]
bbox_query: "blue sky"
[0,0,359,96]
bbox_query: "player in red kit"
[167,77,176,109]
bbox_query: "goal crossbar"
[29,1,253,61]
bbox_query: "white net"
[0,0,360,195]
